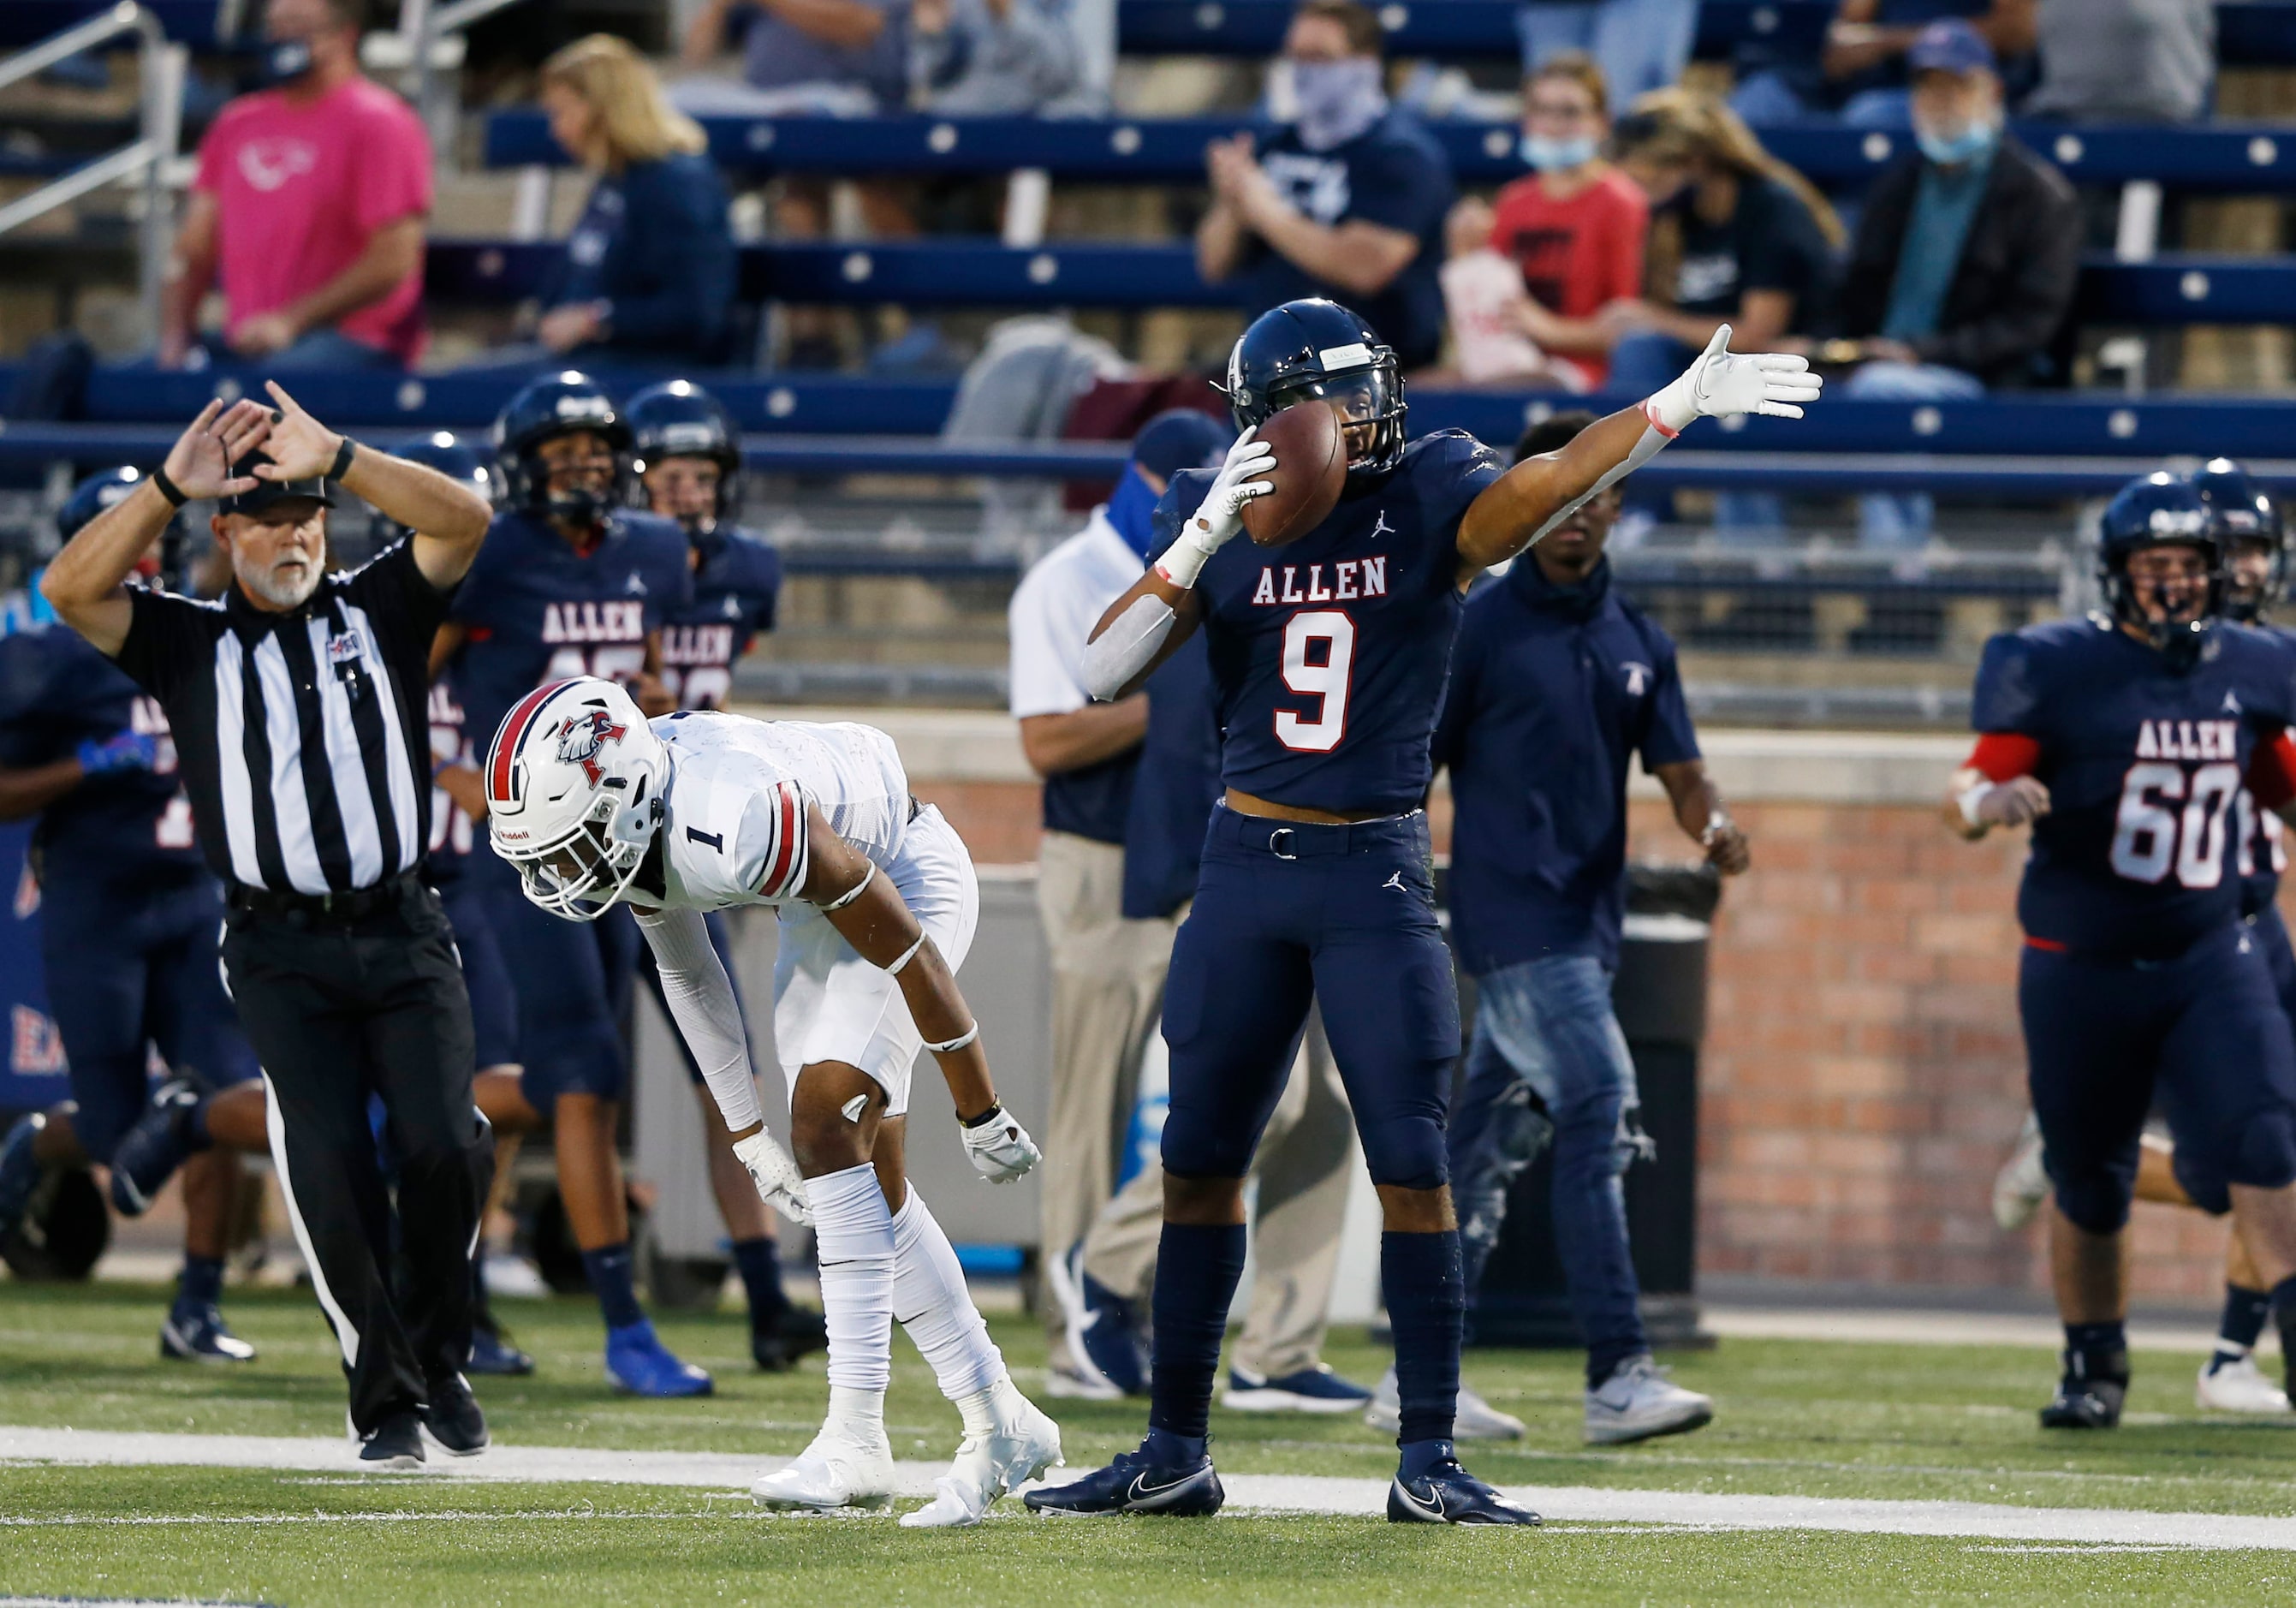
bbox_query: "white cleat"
[751,1426,897,1512]
[2197,1352,2292,1414]
[1584,1355,1713,1445]
[1364,1366,1526,1441]
[1992,1113,2049,1232]
[900,1389,1064,1529]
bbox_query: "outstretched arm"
[1454,325,1820,578]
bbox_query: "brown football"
[1240,399,1347,547]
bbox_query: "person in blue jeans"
[1431,408,1750,1446]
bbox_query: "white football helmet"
[485,676,667,920]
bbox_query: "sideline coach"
[42,386,497,1467]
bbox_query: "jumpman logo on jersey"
[1371,511,1395,542]
[624,573,648,596]
[1382,870,1407,892]
[2225,689,2245,715]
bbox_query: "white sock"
[806,1163,895,1404]
[889,1186,1007,1411]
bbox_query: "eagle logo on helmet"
[553,707,628,785]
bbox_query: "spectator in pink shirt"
[160,0,431,371]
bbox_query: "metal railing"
[0,2,185,339]
[383,0,531,142]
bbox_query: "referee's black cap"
[220,450,336,517]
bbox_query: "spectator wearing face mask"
[1478,51,1648,389]
[159,0,431,371]
[1829,19,2079,548]
[1197,0,1454,372]
[1728,0,2037,130]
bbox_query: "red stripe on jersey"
[489,681,571,803]
[759,783,800,896]
[2024,935,2068,952]
[1966,732,2040,783]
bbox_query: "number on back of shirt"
[2109,761,2239,886]
[1275,610,1355,753]
[546,645,646,685]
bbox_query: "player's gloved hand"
[1157,432,1275,587]
[733,1129,813,1225]
[1966,775,2052,829]
[1644,325,1823,434]
[76,730,156,776]
[958,1103,1041,1184]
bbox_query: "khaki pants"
[1080,1010,1355,1380]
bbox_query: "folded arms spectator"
[912,0,1081,114]
[1829,19,2079,546]
[162,0,430,371]
[533,36,737,366]
[1196,0,1454,371]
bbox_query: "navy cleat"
[466,1324,536,1378]
[752,1304,827,1373]
[1226,1363,1372,1414]
[108,1078,203,1217]
[1387,1445,1542,1527]
[0,1111,46,1242]
[2040,1377,2126,1429]
[1022,1438,1224,1516]
[1076,1275,1149,1397]
[604,1318,713,1397]
[160,1300,256,1363]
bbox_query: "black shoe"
[420,1374,490,1456]
[2040,1375,2126,1429]
[466,1321,535,1378]
[1387,1447,1541,1526]
[360,1410,426,1468]
[108,1078,202,1217]
[752,1305,827,1373]
[1022,1438,1223,1516]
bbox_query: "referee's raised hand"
[163,396,271,501]
[251,381,343,482]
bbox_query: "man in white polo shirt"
[1009,411,1229,1394]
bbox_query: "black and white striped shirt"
[112,540,449,896]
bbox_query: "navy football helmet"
[1221,299,1406,477]
[495,372,631,527]
[2195,457,2285,623]
[58,466,181,587]
[2097,471,2222,667]
[376,432,501,547]
[627,379,743,532]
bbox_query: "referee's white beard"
[237,551,322,610]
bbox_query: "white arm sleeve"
[1521,424,1672,552]
[633,905,762,1133]
[1081,592,1178,702]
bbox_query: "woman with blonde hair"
[1603,87,1843,533]
[529,33,736,365]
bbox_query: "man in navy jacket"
[1431,408,1749,1446]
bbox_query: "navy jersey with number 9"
[1155,429,1506,816]
[1971,616,2296,956]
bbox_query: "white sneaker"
[1991,1114,2049,1231]
[900,1385,1064,1529]
[1584,1355,1713,1445]
[1044,1363,1121,1401]
[2197,1351,2292,1414]
[482,1252,550,1300]
[751,1424,897,1511]
[1362,1366,1526,1440]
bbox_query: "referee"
[42,385,497,1468]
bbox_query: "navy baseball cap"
[219,450,336,516]
[1906,17,1996,77]
[1131,409,1231,479]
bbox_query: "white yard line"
[6,1426,2294,1551]
[1702,1306,2248,1355]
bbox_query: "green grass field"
[4,1280,2295,1605]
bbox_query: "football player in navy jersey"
[625,379,821,1371]
[1946,471,2296,1428]
[1027,298,1818,1523]
[0,469,270,1362]
[428,375,711,1397]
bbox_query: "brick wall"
[878,715,2239,1307]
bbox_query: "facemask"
[1284,58,1386,153]
[1520,133,1599,172]
[1103,464,1163,563]
[1914,116,1997,168]
[261,37,314,86]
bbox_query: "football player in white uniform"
[484,676,1061,1525]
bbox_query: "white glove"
[1644,324,1823,435]
[958,1104,1041,1184]
[733,1129,813,1225]
[1156,432,1275,587]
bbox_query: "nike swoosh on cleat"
[1391,1479,1447,1522]
[1125,1470,1206,1510]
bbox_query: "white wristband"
[1958,782,1995,827]
[922,1022,979,1053]
[885,932,926,974]
[1154,525,1217,589]
[817,864,873,912]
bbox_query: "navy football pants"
[2022,920,2296,1232]
[437,874,520,1073]
[1161,808,1457,1191]
[44,871,258,1162]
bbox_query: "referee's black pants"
[222,878,491,1435]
